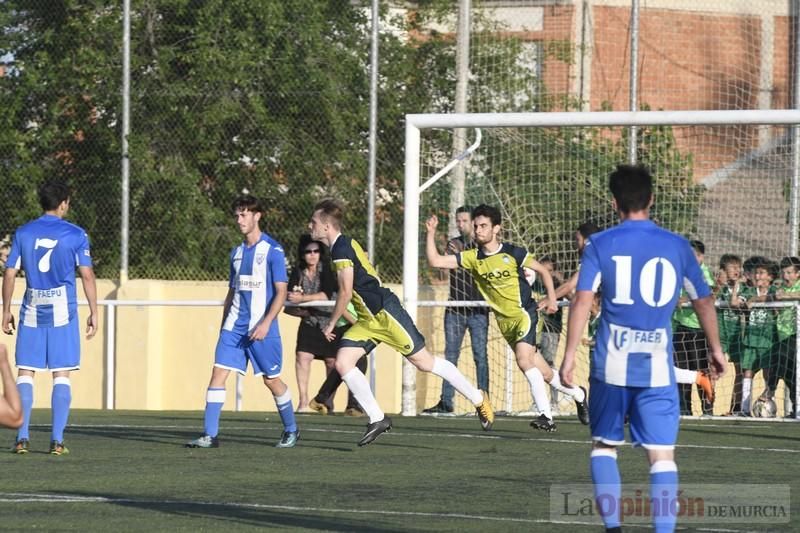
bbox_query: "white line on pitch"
[0,493,747,532]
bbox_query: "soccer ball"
[751,397,777,418]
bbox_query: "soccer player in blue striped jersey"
[186,195,298,449]
[560,165,726,533]
[2,180,98,455]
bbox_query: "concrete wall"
[3,278,401,413]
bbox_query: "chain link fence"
[1,1,796,281]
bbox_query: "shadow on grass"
[46,490,408,531]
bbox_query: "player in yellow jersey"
[308,199,494,446]
[426,204,588,432]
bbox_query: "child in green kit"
[732,258,779,415]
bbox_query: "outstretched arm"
[323,267,355,341]
[425,215,458,269]
[554,271,578,300]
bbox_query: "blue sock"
[591,449,622,529]
[16,377,34,441]
[650,460,679,533]
[203,388,226,438]
[51,377,72,443]
[274,389,297,433]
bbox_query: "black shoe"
[530,414,557,432]
[357,416,392,447]
[422,401,453,414]
[575,386,589,425]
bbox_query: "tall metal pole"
[789,0,800,418]
[367,0,380,390]
[121,0,131,283]
[628,0,640,164]
[449,0,470,235]
[790,0,800,257]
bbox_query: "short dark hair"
[38,180,71,211]
[313,198,344,229]
[471,204,501,226]
[743,255,769,274]
[577,221,601,239]
[455,205,472,216]
[746,256,778,279]
[232,194,263,215]
[538,254,555,266]
[689,240,705,255]
[779,256,800,271]
[608,164,653,214]
[719,254,742,269]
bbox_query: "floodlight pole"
[449,0,471,235]
[121,0,130,283]
[628,0,640,164]
[366,0,380,391]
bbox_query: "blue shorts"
[589,378,679,450]
[214,330,283,378]
[16,316,81,372]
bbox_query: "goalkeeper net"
[402,110,800,420]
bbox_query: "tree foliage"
[0,0,701,281]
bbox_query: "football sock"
[673,366,697,384]
[650,460,679,533]
[16,376,34,441]
[590,448,621,529]
[431,357,483,405]
[547,371,586,402]
[203,388,226,438]
[342,367,384,423]
[524,367,552,419]
[51,377,72,443]
[273,388,297,433]
[742,377,753,414]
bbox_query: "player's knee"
[406,351,433,372]
[334,358,354,376]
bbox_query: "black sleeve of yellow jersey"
[506,244,529,267]
[331,236,356,273]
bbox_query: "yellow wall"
[3,278,756,416]
[3,279,401,413]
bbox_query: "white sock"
[431,357,483,405]
[674,367,697,384]
[547,370,585,402]
[742,377,753,413]
[341,368,384,423]
[524,367,552,419]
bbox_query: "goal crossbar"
[402,109,800,416]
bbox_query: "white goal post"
[402,109,800,417]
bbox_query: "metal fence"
[1,1,798,282]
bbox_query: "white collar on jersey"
[482,242,503,256]
[330,232,342,249]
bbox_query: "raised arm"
[425,215,458,270]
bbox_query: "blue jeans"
[441,310,489,408]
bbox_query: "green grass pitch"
[0,410,797,531]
